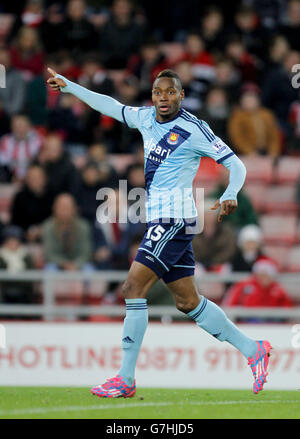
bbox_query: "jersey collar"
[155,108,183,125]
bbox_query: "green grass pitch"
[0,387,299,419]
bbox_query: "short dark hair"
[155,69,182,89]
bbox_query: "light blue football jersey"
[122,106,235,221]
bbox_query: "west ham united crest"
[167,132,179,145]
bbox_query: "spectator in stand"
[60,0,98,56]
[10,165,53,242]
[225,36,259,83]
[9,26,44,80]
[174,61,203,114]
[39,3,65,54]
[86,142,119,188]
[127,38,169,101]
[0,48,26,116]
[42,193,93,272]
[0,225,35,305]
[228,84,281,156]
[261,50,300,135]
[288,100,300,152]
[78,55,115,95]
[201,6,225,54]
[6,0,45,43]
[94,188,144,270]
[228,4,265,58]
[223,259,293,308]
[0,113,42,182]
[181,31,216,87]
[230,225,264,272]
[196,86,230,143]
[125,163,145,193]
[48,92,84,143]
[32,133,79,198]
[74,161,101,225]
[99,0,145,69]
[278,0,300,51]
[0,98,10,141]
[192,199,236,271]
[212,58,241,104]
[112,76,142,153]
[267,35,290,70]
[211,167,258,230]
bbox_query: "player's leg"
[118,261,158,386]
[91,260,158,398]
[166,275,258,357]
[165,272,272,393]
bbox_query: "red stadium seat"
[276,157,300,184]
[241,156,274,183]
[260,214,298,245]
[264,185,298,213]
[286,246,300,272]
[263,245,291,270]
[244,183,268,212]
[194,157,223,182]
[54,281,84,305]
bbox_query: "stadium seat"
[275,157,300,184]
[264,185,298,213]
[241,156,274,183]
[263,245,291,270]
[54,281,84,305]
[194,157,223,182]
[194,280,225,304]
[286,246,300,272]
[244,182,268,212]
[260,214,298,244]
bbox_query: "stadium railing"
[0,270,299,321]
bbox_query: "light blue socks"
[188,297,257,358]
[118,298,148,386]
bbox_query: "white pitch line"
[0,399,299,417]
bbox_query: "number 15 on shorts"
[146,225,166,241]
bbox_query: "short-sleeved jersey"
[122,106,235,221]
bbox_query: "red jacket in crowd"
[224,276,293,307]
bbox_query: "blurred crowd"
[0,0,299,311]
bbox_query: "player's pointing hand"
[46,67,66,91]
[211,199,237,222]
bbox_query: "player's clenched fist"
[211,199,237,223]
[46,67,66,91]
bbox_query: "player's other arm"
[211,154,246,222]
[46,67,124,123]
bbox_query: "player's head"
[152,69,184,121]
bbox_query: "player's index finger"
[47,67,57,77]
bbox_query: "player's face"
[152,77,184,122]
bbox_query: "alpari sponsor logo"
[148,144,172,164]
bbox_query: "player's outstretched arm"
[46,67,124,123]
[211,154,246,222]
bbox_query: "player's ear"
[180,88,185,100]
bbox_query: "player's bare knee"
[176,299,198,314]
[122,278,144,299]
